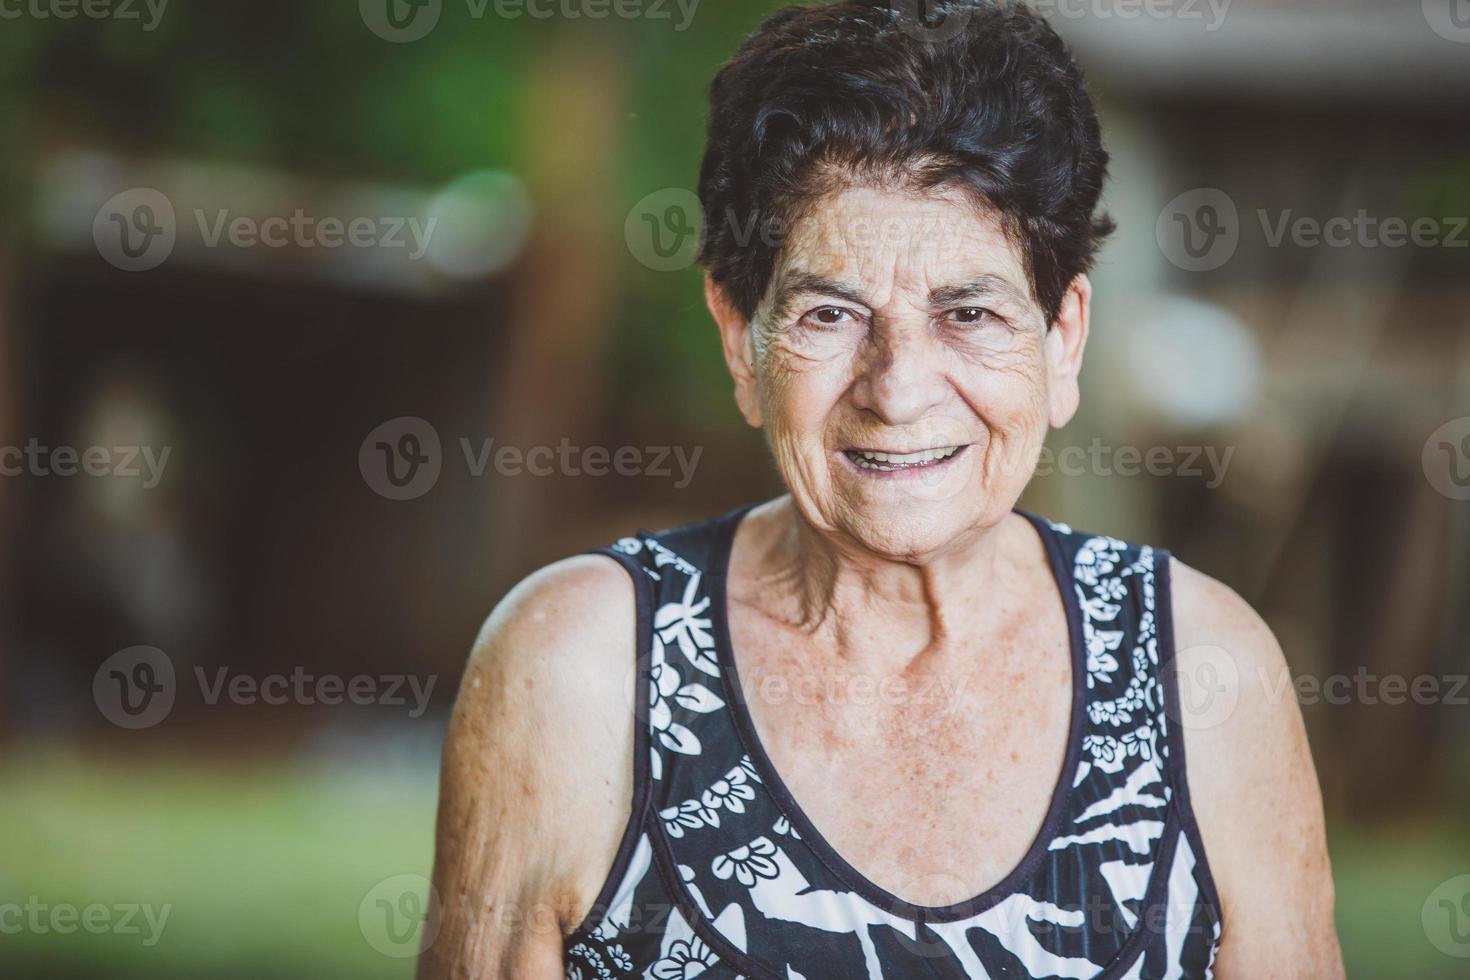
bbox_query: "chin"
[836,502,978,562]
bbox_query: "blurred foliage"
[0,1,792,424]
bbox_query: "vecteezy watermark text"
[194,209,436,258]
[196,667,437,717]
[1157,188,1468,272]
[1030,0,1231,31]
[93,188,437,272]
[1035,440,1234,488]
[0,898,171,947]
[0,0,167,30]
[0,439,171,488]
[459,437,702,486]
[93,646,438,728]
[753,668,971,711]
[360,416,703,501]
[359,0,700,43]
[1169,647,1470,731]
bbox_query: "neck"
[743,497,1019,673]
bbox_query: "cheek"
[958,335,1052,431]
[757,343,852,440]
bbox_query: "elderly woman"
[420,2,1341,977]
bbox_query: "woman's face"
[710,181,1090,561]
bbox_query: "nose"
[849,320,950,427]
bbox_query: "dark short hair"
[697,0,1114,326]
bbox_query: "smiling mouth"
[842,444,969,473]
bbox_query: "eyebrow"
[927,274,1026,308]
[768,270,1027,320]
[767,272,869,321]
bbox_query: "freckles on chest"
[769,673,1055,810]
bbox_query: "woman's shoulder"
[1022,512,1280,670]
[1162,555,1336,956]
[459,553,641,728]
[484,552,641,646]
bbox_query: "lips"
[842,444,966,472]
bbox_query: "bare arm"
[1170,559,1343,977]
[417,556,637,980]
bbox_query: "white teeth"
[852,446,959,468]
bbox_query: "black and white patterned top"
[561,504,1223,979]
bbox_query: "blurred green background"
[1,1,1468,977]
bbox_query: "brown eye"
[948,307,991,325]
[804,306,854,327]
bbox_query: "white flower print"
[655,573,720,676]
[605,943,634,972]
[1085,723,1158,774]
[737,754,761,783]
[1074,537,1125,587]
[1140,554,1157,610]
[711,836,781,887]
[1120,723,1158,764]
[1088,696,1132,727]
[661,799,715,838]
[1083,733,1125,774]
[648,635,724,781]
[772,814,801,840]
[1085,629,1122,689]
[662,765,754,837]
[702,766,755,814]
[567,942,613,979]
[650,936,718,979]
[1080,595,1122,623]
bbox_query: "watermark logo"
[1164,644,1240,730]
[625,188,703,272]
[1156,188,1238,272]
[1030,0,1231,32]
[93,645,176,730]
[1423,874,1470,957]
[360,417,704,498]
[1423,416,1470,501]
[361,0,699,41]
[1159,189,1467,271]
[96,188,438,270]
[94,647,439,726]
[1423,0,1470,43]
[360,874,440,958]
[890,0,973,43]
[94,188,176,272]
[360,416,443,501]
[361,0,442,41]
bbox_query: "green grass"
[1332,821,1470,979]
[0,742,438,980]
[2,742,1466,978]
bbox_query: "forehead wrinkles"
[776,188,1024,311]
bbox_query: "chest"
[725,602,1075,907]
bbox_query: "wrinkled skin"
[709,180,1089,564]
